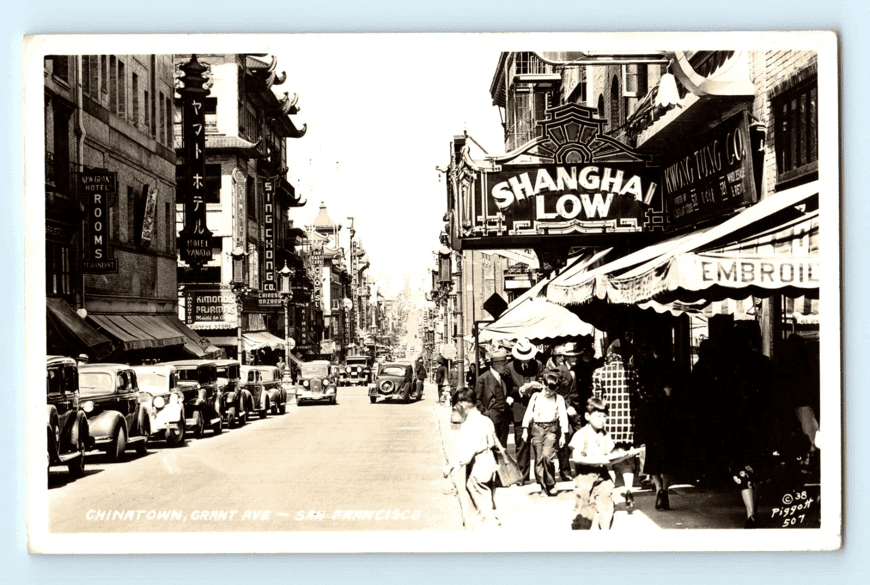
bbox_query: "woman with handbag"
[443,388,502,528]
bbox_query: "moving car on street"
[46,356,89,476]
[214,359,253,428]
[295,360,337,405]
[78,363,151,460]
[161,360,224,438]
[131,364,186,447]
[240,365,287,417]
[344,355,373,386]
[368,361,419,404]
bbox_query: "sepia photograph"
[24,31,840,553]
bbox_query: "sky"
[272,36,506,297]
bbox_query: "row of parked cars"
[46,356,339,478]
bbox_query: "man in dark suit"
[475,348,511,449]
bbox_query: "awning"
[87,314,185,351]
[547,180,819,307]
[46,297,113,359]
[479,249,609,342]
[162,315,224,359]
[208,336,239,347]
[242,331,286,351]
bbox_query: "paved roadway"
[48,384,462,532]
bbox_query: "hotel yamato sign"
[452,104,666,248]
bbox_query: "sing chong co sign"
[451,104,665,249]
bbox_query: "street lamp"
[278,261,295,381]
[229,246,249,364]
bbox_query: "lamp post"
[230,246,249,364]
[278,261,295,374]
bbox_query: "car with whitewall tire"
[214,359,253,428]
[240,365,287,416]
[46,356,89,477]
[131,364,186,447]
[368,362,419,404]
[160,360,224,438]
[296,360,338,405]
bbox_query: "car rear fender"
[88,410,125,441]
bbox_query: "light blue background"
[3,1,865,582]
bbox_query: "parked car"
[131,364,186,447]
[78,364,151,460]
[46,356,89,476]
[296,360,338,405]
[160,360,223,437]
[368,361,419,404]
[214,359,254,428]
[344,355,373,386]
[240,365,287,417]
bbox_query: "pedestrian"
[77,353,90,367]
[573,336,603,413]
[465,362,478,388]
[506,337,543,486]
[551,342,584,480]
[435,357,450,404]
[592,339,642,512]
[474,349,511,451]
[277,356,286,374]
[415,357,427,398]
[521,369,569,497]
[569,397,617,530]
[448,360,460,398]
[443,388,501,529]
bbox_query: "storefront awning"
[87,314,185,351]
[46,297,114,360]
[242,331,286,351]
[162,315,224,359]
[547,180,819,307]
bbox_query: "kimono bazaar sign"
[81,169,117,273]
[184,290,238,329]
[662,110,758,229]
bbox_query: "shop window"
[774,76,818,185]
[46,241,72,299]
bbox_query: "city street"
[48,385,462,533]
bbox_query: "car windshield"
[380,366,409,377]
[137,373,168,393]
[346,358,368,366]
[79,372,114,397]
[175,368,198,382]
[300,364,329,377]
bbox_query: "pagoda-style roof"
[244,54,286,92]
[311,202,341,231]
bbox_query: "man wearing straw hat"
[506,338,543,486]
[474,348,512,450]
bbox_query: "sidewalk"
[435,400,756,531]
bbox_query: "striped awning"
[87,314,185,351]
[242,331,286,351]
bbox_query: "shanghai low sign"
[450,103,666,249]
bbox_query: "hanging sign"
[662,110,758,229]
[178,55,214,267]
[81,169,117,273]
[186,289,239,329]
[263,179,276,291]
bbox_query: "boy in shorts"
[568,397,616,530]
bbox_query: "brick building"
[45,54,209,363]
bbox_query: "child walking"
[521,370,569,497]
[569,397,616,530]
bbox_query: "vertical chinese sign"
[81,169,118,272]
[263,179,276,291]
[178,55,214,268]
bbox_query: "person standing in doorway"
[506,338,543,486]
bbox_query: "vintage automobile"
[344,355,373,386]
[46,356,89,476]
[214,359,254,428]
[295,360,337,405]
[240,365,287,417]
[78,363,151,460]
[367,361,420,404]
[331,362,348,387]
[161,360,224,437]
[131,364,186,447]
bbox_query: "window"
[82,55,91,95]
[774,76,818,185]
[165,202,172,251]
[100,55,107,95]
[118,59,126,118]
[246,179,257,220]
[46,242,71,298]
[204,164,222,204]
[597,94,605,120]
[132,73,139,128]
[159,91,165,143]
[46,56,69,83]
[127,186,136,243]
[109,56,117,114]
[623,64,648,98]
[144,90,150,133]
[165,96,172,146]
[610,76,620,130]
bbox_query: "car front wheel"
[67,432,86,477]
[227,406,238,428]
[166,419,185,447]
[106,425,127,462]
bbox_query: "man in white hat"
[506,338,543,485]
[474,348,511,449]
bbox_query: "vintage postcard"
[25,32,840,553]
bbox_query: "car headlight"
[82,401,94,414]
[303,380,309,387]
[153,396,165,409]
[322,378,331,386]
[345,367,351,373]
